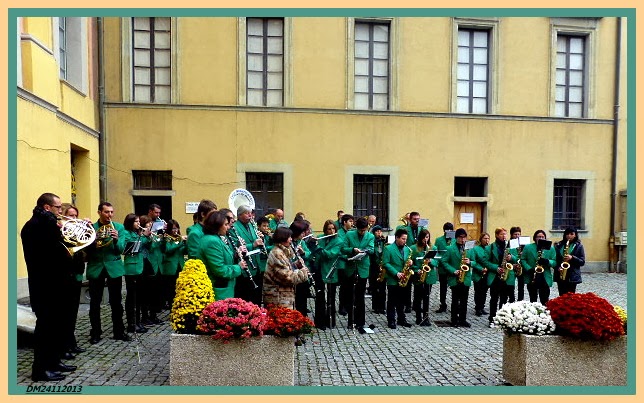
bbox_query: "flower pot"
[170,334,295,386]
[502,333,627,386]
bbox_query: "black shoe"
[62,352,75,360]
[398,321,413,328]
[32,370,66,382]
[338,308,347,316]
[435,305,447,313]
[481,310,489,315]
[126,324,137,333]
[357,327,366,334]
[388,323,397,329]
[459,321,472,328]
[316,326,327,331]
[404,307,412,313]
[135,324,148,333]
[475,310,483,317]
[113,333,132,341]
[451,321,459,327]
[141,319,154,327]
[51,362,77,372]
[149,316,163,325]
[415,314,422,325]
[420,320,431,327]
[70,345,86,354]
[89,336,101,345]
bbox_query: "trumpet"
[398,246,414,287]
[560,240,570,281]
[164,233,183,244]
[58,215,96,256]
[458,247,470,283]
[96,219,115,248]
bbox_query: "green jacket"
[257,232,273,273]
[469,244,491,283]
[335,227,353,270]
[441,243,473,287]
[161,238,187,276]
[197,234,242,301]
[520,243,556,287]
[401,224,427,247]
[186,223,205,260]
[233,220,262,276]
[381,243,412,286]
[341,230,375,278]
[411,244,438,285]
[433,235,452,276]
[122,229,146,276]
[314,235,343,284]
[144,235,164,275]
[486,241,518,286]
[86,221,126,279]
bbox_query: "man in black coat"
[21,193,77,382]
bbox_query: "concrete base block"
[170,334,295,386]
[503,333,627,386]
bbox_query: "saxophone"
[417,246,431,284]
[458,246,470,283]
[376,236,387,282]
[560,240,570,281]
[515,245,523,277]
[500,241,513,282]
[398,246,414,287]
[534,248,545,280]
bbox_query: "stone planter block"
[170,334,295,386]
[503,333,627,386]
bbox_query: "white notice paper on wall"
[460,213,474,224]
[185,202,199,214]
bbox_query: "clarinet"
[249,218,268,256]
[291,242,319,294]
[225,230,258,289]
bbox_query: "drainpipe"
[97,17,107,201]
[609,17,622,272]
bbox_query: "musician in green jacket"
[340,217,375,333]
[336,214,354,316]
[197,211,245,301]
[521,230,557,304]
[85,202,130,344]
[381,229,414,329]
[186,199,216,259]
[441,228,473,327]
[469,232,491,317]
[433,222,454,313]
[410,229,437,326]
[161,219,187,309]
[486,227,518,328]
[369,225,387,314]
[122,214,149,334]
[311,220,343,329]
[233,205,264,305]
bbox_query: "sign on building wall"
[185,202,199,214]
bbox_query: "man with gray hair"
[233,204,264,304]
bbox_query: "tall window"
[555,35,586,118]
[246,18,284,107]
[58,17,67,79]
[353,175,389,225]
[354,21,390,111]
[457,28,490,114]
[553,179,585,230]
[246,172,284,217]
[132,17,171,103]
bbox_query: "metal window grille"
[245,172,284,217]
[456,28,490,114]
[246,18,284,107]
[353,175,389,225]
[132,17,171,103]
[132,170,172,190]
[555,35,586,118]
[553,179,584,230]
[454,177,487,197]
[59,17,67,79]
[354,21,390,111]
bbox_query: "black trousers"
[235,274,263,306]
[527,279,551,304]
[295,281,310,317]
[557,280,577,296]
[161,272,179,308]
[341,275,367,328]
[141,269,162,320]
[124,274,143,327]
[516,275,525,301]
[386,285,407,325]
[371,278,386,311]
[62,275,81,352]
[450,283,470,323]
[412,283,431,314]
[402,282,412,309]
[487,277,510,324]
[437,272,448,308]
[473,277,488,313]
[337,269,348,312]
[314,283,337,328]
[88,269,124,337]
[32,304,65,374]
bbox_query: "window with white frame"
[354,21,390,111]
[552,179,585,230]
[58,17,67,79]
[246,18,284,107]
[132,17,171,103]
[56,17,86,92]
[555,34,586,118]
[456,28,490,114]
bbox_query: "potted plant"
[264,304,315,346]
[170,259,215,334]
[499,293,627,386]
[169,271,299,386]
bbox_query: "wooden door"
[453,202,483,242]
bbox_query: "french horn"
[58,215,96,256]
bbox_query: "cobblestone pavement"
[15,273,627,388]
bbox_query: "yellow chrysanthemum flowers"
[614,305,627,328]
[171,259,215,333]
